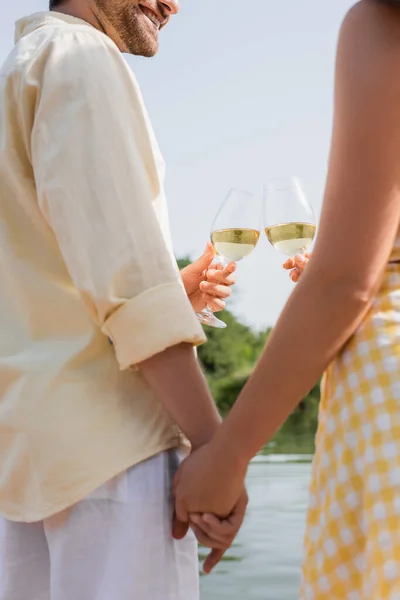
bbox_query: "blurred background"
[0,1,355,598]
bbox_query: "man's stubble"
[90,0,158,57]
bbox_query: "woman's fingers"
[284,253,312,281]
[293,255,306,269]
[283,258,295,270]
[290,269,301,283]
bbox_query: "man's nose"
[160,0,179,15]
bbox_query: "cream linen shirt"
[0,12,206,522]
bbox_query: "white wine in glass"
[265,222,316,257]
[198,189,261,329]
[264,177,316,260]
[211,228,260,262]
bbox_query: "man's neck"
[51,1,98,29]
[51,1,129,53]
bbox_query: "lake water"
[200,455,313,600]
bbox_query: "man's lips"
[138,4,165,30]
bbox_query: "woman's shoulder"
[340,1,400,43]
[335,0,400,87]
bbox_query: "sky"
[0,0,355,329]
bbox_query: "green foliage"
[199,315,270,379]
[177,257,192,270]
[178,255,320,448]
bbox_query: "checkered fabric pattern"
[301,264,400,600]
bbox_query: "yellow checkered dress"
[301,242,400,600]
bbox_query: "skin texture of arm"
[139,343,221,450]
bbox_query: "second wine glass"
[264,177,316,260]
[197,188,262,329]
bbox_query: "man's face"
[93,0,180,57]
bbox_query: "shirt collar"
[15,11,94,43]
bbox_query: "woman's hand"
[283,252,311,282]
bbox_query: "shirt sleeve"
[29,29,206,369]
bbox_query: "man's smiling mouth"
[139,4,162,30]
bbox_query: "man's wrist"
[190,417,221,451]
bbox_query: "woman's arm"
[174,0,400,522]
[219,0,400,463]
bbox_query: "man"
[0,1,241,598]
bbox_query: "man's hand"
[181,243,236,313]
[188,490,248,574]
[283,253,311,282]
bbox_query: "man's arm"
[139,343,220,449]
[29,29,220,445]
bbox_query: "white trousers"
[0,450,199,600]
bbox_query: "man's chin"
[129,40,159,58]
[139,46,158,58]
[128,26,159,57]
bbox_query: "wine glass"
[197,188,262,329]
[264,177,316,262]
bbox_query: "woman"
[174,2,400,597]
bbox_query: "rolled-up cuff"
[101,282,206,370]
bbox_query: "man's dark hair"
[49,0,62,9]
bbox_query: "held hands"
[188,491,248,574]
[180,243,236,313]
[173,441,248,573]
[175,250,312,572]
